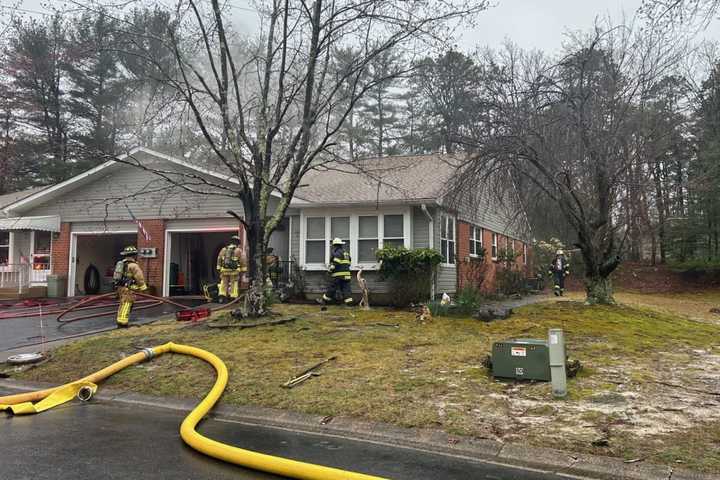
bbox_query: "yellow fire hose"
[0,342,387,480]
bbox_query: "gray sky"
[7,0,720,54]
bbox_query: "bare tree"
[101,0,487,315]
[464,22,683,304]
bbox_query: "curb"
[1,379,716,480]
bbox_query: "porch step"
[0,286,48,300]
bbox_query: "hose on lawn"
[0,343,386,480]
[57,291,190,324]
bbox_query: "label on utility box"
[511,346,527,357]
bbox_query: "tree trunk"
[244,215,269,317]
[585,275,614,305]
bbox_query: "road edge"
[1,379,715,480]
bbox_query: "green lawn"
[10,299,720,473]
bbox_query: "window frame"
[469,225,484,258]
[523,242,528,265]
[491,232,498,260]
[299,208,411,270]
[440,215,456,265]
[0,231,9,265]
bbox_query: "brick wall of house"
[136,219,165,293]
[50,223,71,276]
[456,220,531,294]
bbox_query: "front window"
[440,216,455,264]
[330,217,350,253]
[0,231,8,264]
[383,215,404,249]
[358,216,378,263]
[33,231,52,270]
[523,243,528,265]
[469,226,483,257]
[305,217,326,263]
[491,233,498,259]
[303,212,408,267]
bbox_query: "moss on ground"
[11,299,720,473]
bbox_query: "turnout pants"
[323,277,353,304]
[219,269,241,299]
[116,287,135,326]
[553,272,566,296]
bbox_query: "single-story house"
[0,147,530,300]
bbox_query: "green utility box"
[491,339,551,381]
[46,274,67,298]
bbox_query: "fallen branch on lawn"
[651,380,720,396]
[283,356,337,388]
[207,317,298,329]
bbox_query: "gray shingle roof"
[296,154,463,205]
[0,186,49,211]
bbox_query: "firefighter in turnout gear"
[321,238,353,306]
[113,246,147,328]
[216,235,246,302]
[549,249,570,296]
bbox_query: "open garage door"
[69,231,137,297]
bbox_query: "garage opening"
[73,233,137,295]
[168,231,236,296]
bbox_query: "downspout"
[421,204,436,300]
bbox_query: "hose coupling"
[141,347,156,360]
[77,385,94,402]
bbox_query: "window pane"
[469,238,475,255]
[306,240,325,263]
[358,239,378,262]
[359,216,378,238]
[307,217,325,239]
[448,240,455,264]
[441,239,448,263]
[448,219,454,240]
[383,215,403,238]
[0,231,8,246]
[35,231,51,253]
[440,217,447,238]
[0,246,7,264]
[383,238,404,249]
[331,217,350,240]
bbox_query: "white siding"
[412,206,431,249]
[23,151,247,222]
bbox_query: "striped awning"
[0,215,61,232]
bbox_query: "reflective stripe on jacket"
[330,247,352,279]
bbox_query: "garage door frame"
[163,223,241,297]
[68,230,137,297]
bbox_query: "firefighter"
[320,238,353,306]
[548,249,570,296]
[216,235,245,302]
[112,246,147,328]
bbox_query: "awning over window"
[0,215,61,232]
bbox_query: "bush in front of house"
[377,246,443,306]
[495,248,527,295]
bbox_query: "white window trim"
[469,225,484,258]
[440,215,456,266]
[299,208,411,270]
[491,233,498,260]
[523,243,528,265]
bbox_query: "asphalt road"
[0,298,201,361]
[0,392,568,480]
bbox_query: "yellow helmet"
[120,245,138,256]
[332,238,345,246]
[231,235,241,242]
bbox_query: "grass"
[10,299,720,473]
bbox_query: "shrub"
[455,285,486,315]
[377,247,443,306]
